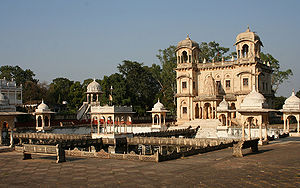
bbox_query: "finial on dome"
[292,89,295,96]
[158,98,160,103]
[223,95,226,101]
[93,78,96,81]
[203,58,206,64]
[246,25,250,32]
[186,34,190,39]
[252,85,256,91]
[42,99,44,104]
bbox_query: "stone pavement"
[0,137,299,187]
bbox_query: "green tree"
[260,52,293,93]
[22,81,48,103]
[0,65,37,85]
[156,45,177,114]
[296,90,300,98]
[117,60,160,115]
[199,41,230,62]
[67,81,85,113]
[100,73,128,106]
[273,96,286,110]
[47,77,74,109]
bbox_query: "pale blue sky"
[0,0,299,97]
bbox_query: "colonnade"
[91,114,133,134]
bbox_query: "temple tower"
[175,35,200,124]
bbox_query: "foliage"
[296,90,300,98]
[117,60,160,115]
[156,45,177,114]
[260,52,293,93]
[0,65,37,85]
[199,41,230,62]
[273,96,286,110]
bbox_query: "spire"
[292,89,295,96]
[158,98,160,103]
[203,58,206,64]
[186,34,190,40]
[246,25,250,32]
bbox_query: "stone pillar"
[297,116,300,133]
[163,114,166,125]
[264,123,268,142]
[259,123,262,145]
[9,129,13,148]
[283,115,286,132]
[242,123,245,141]
[248,122,251,140]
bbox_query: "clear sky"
[0,0,299,97]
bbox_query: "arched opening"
[44,116,49,127]
[213,107,216,119]
[2,121,9,145]
[182,51,188,63]
[154,114,159,125]
[38,116,42,127]
[287,115,298,132]
[195,103,199,119]
[219,114,226,126]
[231,103,236,118]
[204,103,211,119]
[127,116,132,125]
[242,44,249,58]
[107,116,112,125]
[92,116,98,126]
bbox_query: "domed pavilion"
[34,100,55,132]
[147,99,169,131]
[280,90,300,135]
[238,85,275,144]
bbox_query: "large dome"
[87,79,101,93]
[240,86,268,109]
[283,90,300,111]
[177,35,199,50]
[235,27,263,46]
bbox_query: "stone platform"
[0,137,299,187]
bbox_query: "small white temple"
[238,86,274,144]
[147,99,169,131]
[281,90,300,136]
[34,100,55,132]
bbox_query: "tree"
[100,73,128,106]
[260,52,293,93]
[156,45,177,113]
[117,60,160,115]
[47,77,74,110]
[273,96,286,110]
[22,81,47,103]
[67,81,85,113]
[0,65,37,85]
[199,41,230,62]
[296,90,300,98]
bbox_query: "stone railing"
[127,137,239,147]
[65,148,158,162]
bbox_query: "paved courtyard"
[0,137,299,187]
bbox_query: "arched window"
[44,116,49,127]
[38,116,42,127]
[182,51,188,63]
[242,44,249,58]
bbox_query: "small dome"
[177,35,199,50]
[235,27,263,46]
[153,99,164,109]
[37,100,49,110]
[217,97,229,111]
[87,79,101,93]
[240,86,268,109]
[283,90,300,111]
